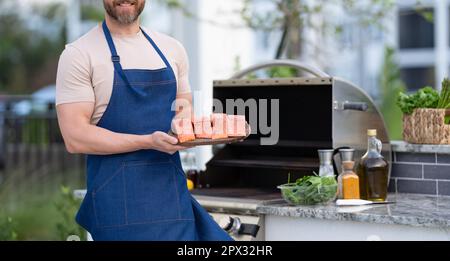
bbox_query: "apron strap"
[140,28,172,70]
[102,21,132,87]
[101,21,174,86]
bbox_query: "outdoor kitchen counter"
[257,193,450,240]
[257,193,450,229]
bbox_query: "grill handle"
[231,60,330,79]
[343,102,369,112]
[238,224,260,237]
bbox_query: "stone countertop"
[256,193,450,229]
[391,140,450,154]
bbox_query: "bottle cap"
[367,129,377,136]
[342,161,355,170]
[318,149,334,164]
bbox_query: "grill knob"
[219,217,260,237]
[217,216,232,230]
[219,217,241,234]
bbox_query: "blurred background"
[0,0,444,240]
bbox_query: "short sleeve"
[174,40,191,94]
[55,45,95,106]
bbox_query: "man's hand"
[147,131,191,155]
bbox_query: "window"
[398,9,434,49]
[400,67,435,91]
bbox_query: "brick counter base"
[390,141,450,196]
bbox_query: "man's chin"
[115,14,138,24]
[104,1,144,25]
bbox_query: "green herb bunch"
[397,78,450,114]
[396,86,439,114]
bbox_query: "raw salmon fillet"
[193,116,213,139]
[210,113,228,139]
[227,115,246,137]
[171,118,195,143]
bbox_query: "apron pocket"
[123,161,181,224]
[93,165,126,228]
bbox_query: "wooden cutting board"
[169,123,251,146]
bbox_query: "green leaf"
[438,78,450,109]
[283,173,337,205]
[397,86,439,114]
[61,186,70,195]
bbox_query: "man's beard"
[104,0,145,25]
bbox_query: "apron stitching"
[170,158,187,178]
[96,72,120,128]
[123,160,178,225]
[128,218,195,226]
[93,164,125,195]
[92,163,126,228]
[115,81,176,87]
[124,68,168,73]
[122,169,128,225]
[129,79,176,85]
[93,161,178,229]
[168,158,187,220]
[92,193,99,227]
[96,218,195,229]
[124,160,171,167]
[171,163,182,219]
[114,78,175,85]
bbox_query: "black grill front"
[193,80,335,199]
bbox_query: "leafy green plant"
[437,78,450,124]
[0,0,105,94]
[0,169,84,240]
[278,172,337,205]
[396,87,440,114]
[0,1,66,94]
[54,186,84,241]
[0,216,18,241]
[437,78,450,109]
[396,78,450,125]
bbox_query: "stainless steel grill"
[191,60,391,241]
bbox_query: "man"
[56,0,232,241]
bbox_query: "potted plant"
[397,79,450,144]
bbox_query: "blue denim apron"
[75,21,233,241]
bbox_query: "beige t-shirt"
[56,24,191,124]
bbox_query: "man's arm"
[57,102,188,155]
[174,92,194,120]
[173,37,194,121]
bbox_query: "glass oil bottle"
[356,129,389,202]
